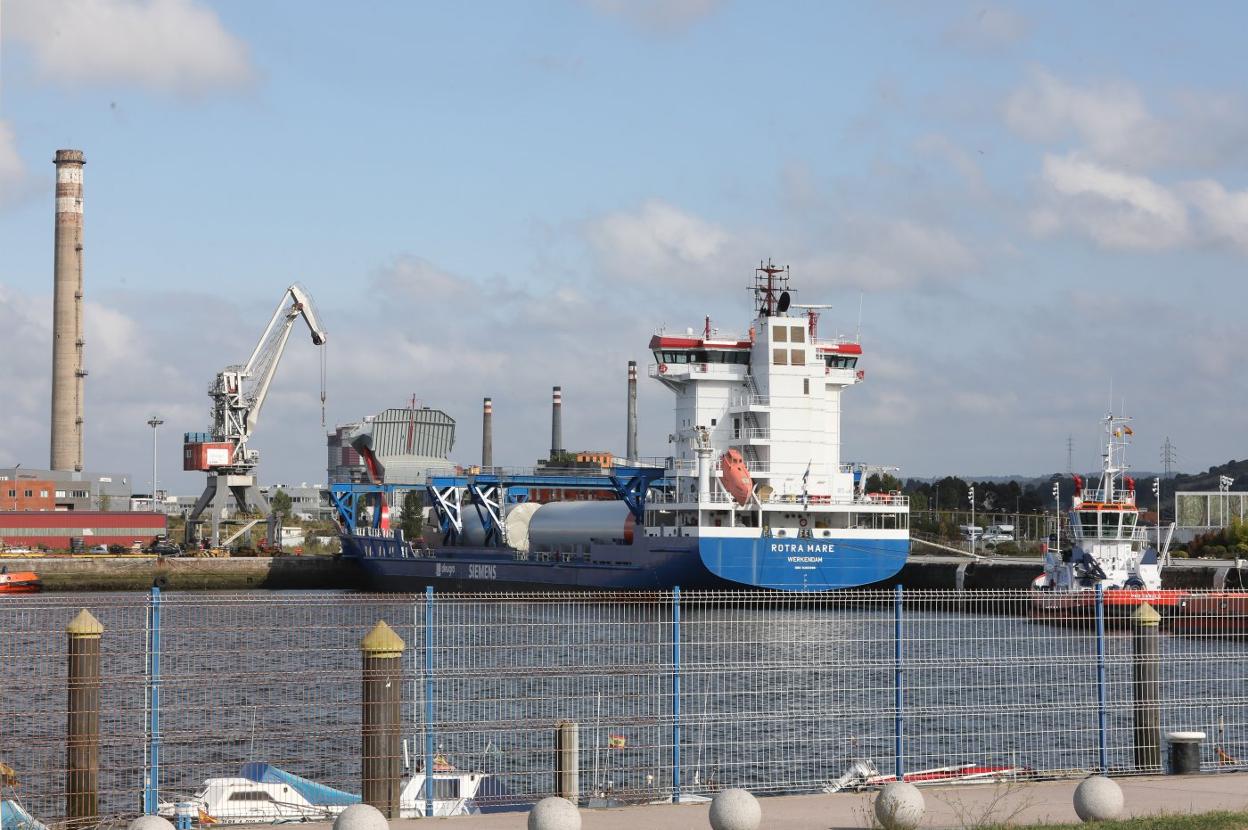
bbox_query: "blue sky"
[3,0,1248,493]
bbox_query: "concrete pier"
[236,772,1248,829]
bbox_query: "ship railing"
[1075,488,1137,506]
[649,362,749,379]
[644,490,909,508]
[728,393,771,408]
[730,427,771,441]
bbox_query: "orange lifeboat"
[0,570,41,594]
[720,449,754,506]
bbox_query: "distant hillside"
[1172,459,1248,492]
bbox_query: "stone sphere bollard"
[709,788,761,830]
[527,796,581,830]
[1073,776,1124,822]
[128,817,175,830]
[874,782,925,830]
[333,803,389,830]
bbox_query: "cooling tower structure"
[51,149,86,472]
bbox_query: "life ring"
[659,364,669,374]
[798,517,808,528]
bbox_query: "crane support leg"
[185,473,271,548]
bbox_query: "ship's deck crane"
[185,283,327,547]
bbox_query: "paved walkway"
[263,773,1248,829]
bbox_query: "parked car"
[89,544,109,554]
[108,544,127,554]
[149,541,181,556]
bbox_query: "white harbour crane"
[184,283,327,547]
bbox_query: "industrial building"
[0,511,166,551]
[327,406,456,485]
[0,467,134,511]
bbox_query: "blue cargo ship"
[336,261,909,592]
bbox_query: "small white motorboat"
[824,758,1031,793]
[158,758,502,825]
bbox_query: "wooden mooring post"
[361,620,404,818]
[66,609,103,828]
[555,721,579,803]
[1133,602,1162,770]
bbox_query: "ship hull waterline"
[342,534,909,593]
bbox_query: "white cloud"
[582,0,723,34]
[1182,179,1248,254]
[798,219,978,292]
[1031,153,1189,250]
[0,121,26,203]
[1005,69,1248,171]
[586,200,732,281]
[4,0,254,95]
[1005,69,1162,167]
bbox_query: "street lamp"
[147,416,164,512]
[968,485,976,557]
[11,462,19,510]
[1052,480,1061,558]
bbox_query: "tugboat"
[0,569,40,594]
[337,260,910,592]
[1031,413,1180,621]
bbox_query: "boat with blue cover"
[336,261,910,592]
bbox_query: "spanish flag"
[198,808,218,825]
[1124,425,1134,436]
[608,734,627,749]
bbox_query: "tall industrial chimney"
[626,361,638,462]
[550,386,563,460]
[482,397,493,469]
[51,149,86,472]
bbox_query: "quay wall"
[1,554,362,591]
[3,549,1239,592]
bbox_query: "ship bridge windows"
[823,355,858,369]
[654,350,750,365]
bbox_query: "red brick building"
[2,479,56,511]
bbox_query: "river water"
[1,589,1244,822]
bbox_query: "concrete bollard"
[1073,775,1124,822]
[361,621,404,818]
[555,720,579,803]
[709,788,761,830]
[127,816,175,830]
[334,803,389,830]
[528,796,581,830]
[66,609,103,829]
[1132,603,1162,770]
[873,782,924,830]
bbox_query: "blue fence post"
[144,585,162,815]
[672,587,681,804]
[424,586,435,818]
[894,584,904,782]
[1094,583,1109,773]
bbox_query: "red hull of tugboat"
[1170,593,1248,635]
[0,571,42,594]
[1029,588,1186,623]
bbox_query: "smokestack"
[626,361,638,462]
[550,386,563,460]
[482,397,493,469]
[51,149,86,472]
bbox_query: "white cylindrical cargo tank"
[457,501,541,550]
[527,501,634,552]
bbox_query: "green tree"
[865,473,903,493]
[400,490,424,541]
[270,488,293,518]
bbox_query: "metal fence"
[1,588,1246,827]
